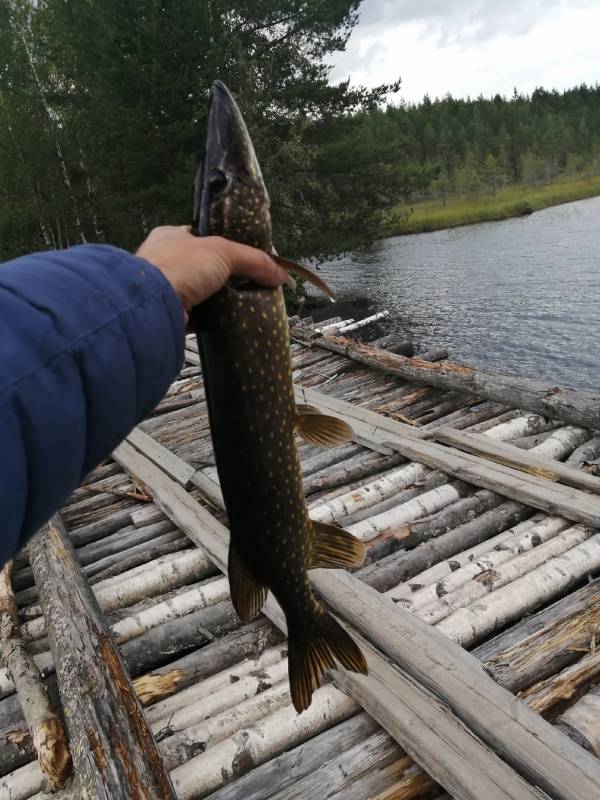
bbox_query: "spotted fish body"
[192,81,367,712]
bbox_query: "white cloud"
[329,1,600,102]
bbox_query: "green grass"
[386,175,600,237]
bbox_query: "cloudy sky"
[329,0,600,103]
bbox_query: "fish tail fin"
[287,612,367,713]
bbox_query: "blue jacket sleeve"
[0,244,185,565]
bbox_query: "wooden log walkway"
[2,318,600,800]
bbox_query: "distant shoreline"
[386,176,600,237]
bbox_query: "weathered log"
[341,469,453,527]
[133,617,283,706]
[380,488,504,552]
[303,451,406,496]
[555,686,600,753]
[474,579,600,691]
[518,650,600,716]
[264,727,406,800]
[116,440,571,800]
[87,533,189,584]
[28,514,176,799]
[309,462,429,525]
[383,516,544,608]
[566,434,600,467]
[348,481,471,542]
[422,401,512,432]
[0,563,70,789]
[359,497,531,592]
[145,644,286,728]
[317,569,600,800]
[434,427,600,494]
[305,333,600,430]
[119,599,240,677]
[20,548,216,646]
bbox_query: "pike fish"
[190,80,367,712]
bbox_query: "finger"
[213,238,287,287]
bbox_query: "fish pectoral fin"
[295,404,353,448]
[271,254,335,302]
[228,543,269,623]
[309,520,365,570]
[288,613,367,713]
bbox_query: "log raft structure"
[2,312,600,800]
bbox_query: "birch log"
[28,514,176,799]
[437,533,600,647]
[397,516,571,612]
[417,524,592,625]
[170,686,358,800]
[0,563,71,789]
[206,713,379,800]
[384,517,542,604]
[305,333,600,430]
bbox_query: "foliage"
[0,0,399,260]
[1,0,600,263]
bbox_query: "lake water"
[314,195,600,393]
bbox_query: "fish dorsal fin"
[271,255,335,302]
[309,520,365,570]
[228,542,269,623]
[295,404,353,448]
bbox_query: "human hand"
[136,225,287,315]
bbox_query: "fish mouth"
[205,80,263,195]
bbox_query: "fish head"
[195,80,273,255]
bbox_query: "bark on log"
[518,649,600,716]
[0,563,71,789]
[474,579,600,691]
[28,514,176,799]
[417,524,592,626]
[398,517,572,613]
[437,533,600,647]
[303,452,406,496]
[305,333,600,430]
[206,713,378,800]
[383,516,542,604]
[555,686,600,754]
[359,498,531,592]
[170,686,358,800]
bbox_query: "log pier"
[2,316,600,799]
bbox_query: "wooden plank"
[301,333,600,431]
[374,434,600,528]
[313,569,600,800]
[294,384,425,439]
[28,514,176,800]
[126,428,195,488]
[295,386,600,528]
[113,440,562,800]
[434,427,600,495]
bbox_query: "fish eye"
[207,168,228,195]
